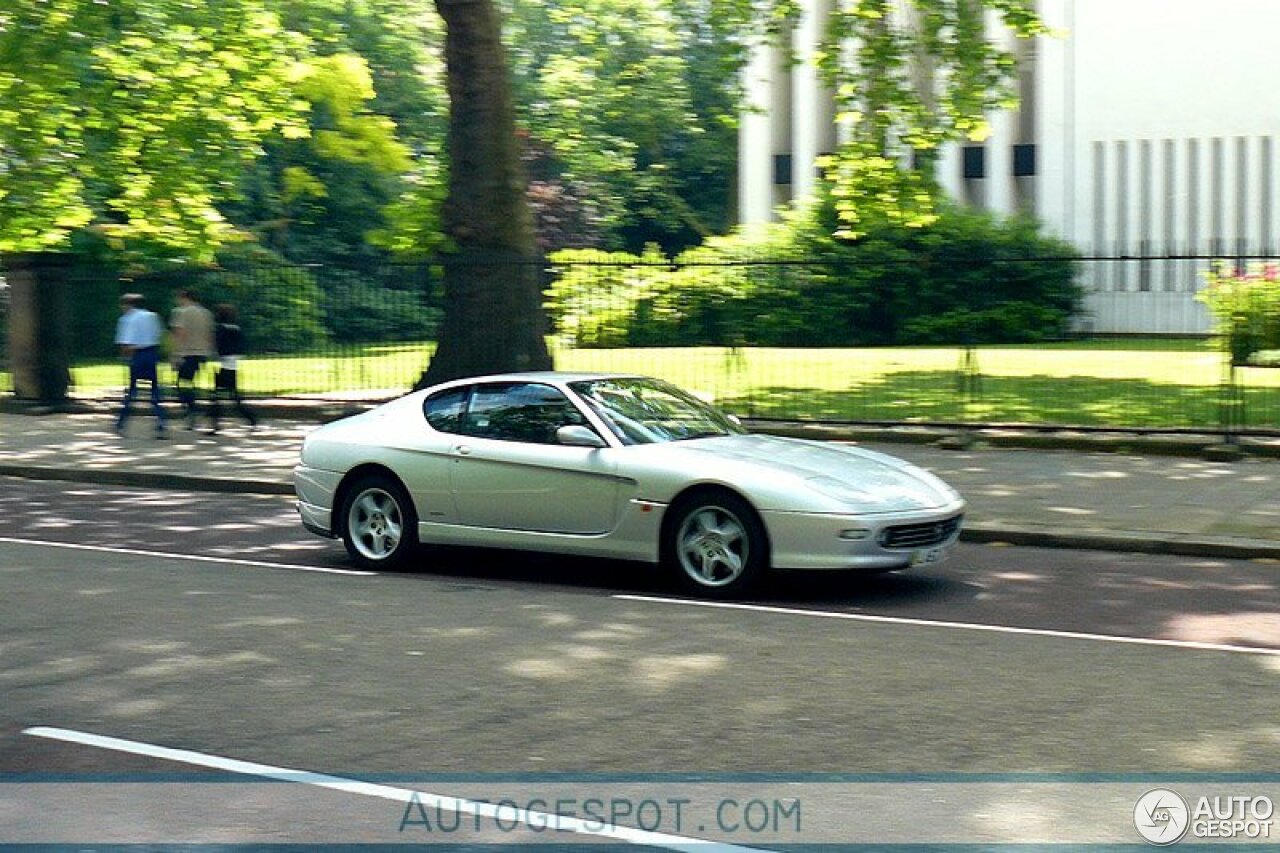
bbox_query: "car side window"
[423,387,469,434]
[460,383,590,445]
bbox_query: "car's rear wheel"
[340,474,418,570]
[664,492,767,597]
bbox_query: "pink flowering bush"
[1199,263,1280,365]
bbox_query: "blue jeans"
[117,347,167,432]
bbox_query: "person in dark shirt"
[210,303,258,433]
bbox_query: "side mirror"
[556,425,607,448]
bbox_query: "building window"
[963,146,986,180]
[1013,143,1036,177]
[773,154,793,186]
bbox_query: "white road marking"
[614,594,1280,657]
[22,726,766,852]
[0,536,373,577]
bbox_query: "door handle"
[454,445,472,456]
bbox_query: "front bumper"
[294,464,343,538]
[297,500,335,538]
[761,499,966,571]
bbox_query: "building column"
[792,0,836,203]
[985,9,1016,216]
[937,142,964,202]
[1032,0,1072,242]
[738,40,777,225]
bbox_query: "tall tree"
[418,0,551,386]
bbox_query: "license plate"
[910,544,949,567]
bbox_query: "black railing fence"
[2,252,1279,434]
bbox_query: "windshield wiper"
[673,429,728,441]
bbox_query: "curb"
[961,523,1280,562]
[0,465,293,496]
[746,422,1280,460]
[7,398,1280,458]
[0,397,374,423]
[1,464,1277,562]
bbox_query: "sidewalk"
[1,409,1279,561]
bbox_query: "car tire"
[340,474,419,570]
[663,491,767,598]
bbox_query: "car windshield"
[569,377,746,445]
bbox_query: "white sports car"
[294,373,965,596]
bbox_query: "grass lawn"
[12,338,1279,429]
[556,343,1280,428]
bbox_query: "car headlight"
[897,463,961,501]
[806,475,878,504]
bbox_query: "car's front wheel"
[664,492,767,597]
[340,474,418,570]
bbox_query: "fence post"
[1219,358,1244,444]
[3,252,73,405]
[1202,354,1248,461]
[957,344,981,409]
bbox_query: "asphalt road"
[2,476,1278,846]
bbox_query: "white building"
[739,0,1280,334]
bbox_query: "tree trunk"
[418,0,552,388]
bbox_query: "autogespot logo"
[1135,788,1190,845]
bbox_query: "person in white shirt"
[114,293,168,438]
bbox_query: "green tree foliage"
[820,0,1047,236]
[504,0,752,252]
[225,52,433,262]
[260,0,450,261]
[320,269,440,344]
[1199,264,1280,365]
[0,0,310,254]
[523,136,608,252]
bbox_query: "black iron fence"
[10,258,443,397]
[2,253,1278,435]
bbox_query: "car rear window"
[424,387,469,433]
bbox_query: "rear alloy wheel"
[665,493,766,597]
[340,475,418,570]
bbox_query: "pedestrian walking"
[169,288,216,430]
[210,303,258,433]
[114,293,168,438]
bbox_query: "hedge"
[548,203,1081,348]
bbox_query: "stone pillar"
[4,252,72,403]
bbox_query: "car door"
[448,382,620,534]
[397,384,473,525]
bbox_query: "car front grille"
[879,515,963,549]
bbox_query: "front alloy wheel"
[341,476,418,569]
[666,493,766,597]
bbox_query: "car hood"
[674,434,959,513]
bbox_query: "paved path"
[1,411,1279,560]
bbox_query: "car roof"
[439,371,642,386]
